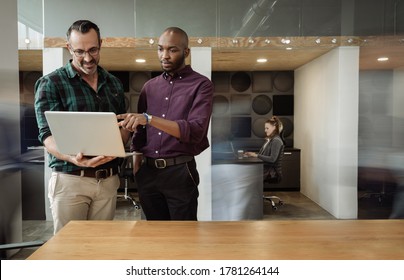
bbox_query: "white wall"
[294,47,359,219]
[190,47,212,221]
[42,48,71,221]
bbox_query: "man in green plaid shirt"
[34,20,131,234]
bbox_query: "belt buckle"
[95,169,109,180]
[154,159,167,169]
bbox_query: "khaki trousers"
[48,172,120,234]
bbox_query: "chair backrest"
[280,129,286,144]
[275,144,285,182]
[264,137,285,184]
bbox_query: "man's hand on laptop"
[69,152,116,168]
[117,113,147,132]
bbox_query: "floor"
[5,189,393,260]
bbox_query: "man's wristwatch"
[143,112,153,124]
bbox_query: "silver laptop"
[44,111,134,158]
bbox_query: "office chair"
[118,156,141,210]
[263,135,285,211]
[263,191,284,210]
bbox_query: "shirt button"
[162,114,165,118]
[155,151,158,154]
[170,81,173,84]
[158,132,162,135]
[165,97,169,100]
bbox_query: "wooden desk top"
[28,220,404,260]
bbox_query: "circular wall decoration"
[252,117,267,138]
[129,94,139,113]
[23,71,42,93]
[252,94,272,115]
[273,72,294,92]
[231,71,251,92]
[130,72,150,92]
[279,117,294,137]
[212,95,229,116]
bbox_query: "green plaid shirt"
[34,61,126,172]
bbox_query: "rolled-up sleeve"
[177,79,214,144]
[34,76,61,144]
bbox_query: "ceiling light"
[257,58,267,63]
[331,38,337,44]
[264,39,271,44]
[377,57,389,62]
[135,58,146,63]
[24,38,31,44]
[281,38,291,44]
[148,39,155,45]
[286,47,292,50]
[232,39,238,44]
[248,39,255,44]
[347,38,353,43]
[197,38,203,44]
[315,38,321,44]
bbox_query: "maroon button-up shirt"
[131,65,214,158]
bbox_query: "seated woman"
[245,116,284,183]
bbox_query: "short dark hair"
[66,20,101,45]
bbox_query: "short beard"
[161,52,186,73]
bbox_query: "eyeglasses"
[69,46,100,58]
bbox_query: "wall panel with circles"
[130,71,151,92]
[129,94,139,113]
[211,116,231,141]
[110,71,130,92]
[212,95,230,116]
[252,71,273,93]
[273,71,294,92]
[230,71,251,93]
[231,94,251,115]
[279,117,294,137]
[252,117,268,138]
[252,94,272,115]
[212,72,230,93]
[211,70,295,149]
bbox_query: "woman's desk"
[212,157,263,220]
[28,220,404,260]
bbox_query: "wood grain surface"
[28,220,404,260]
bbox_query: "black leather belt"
[144,156,194,169]
[52,166,119,180]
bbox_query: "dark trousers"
[135,159,199,220]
